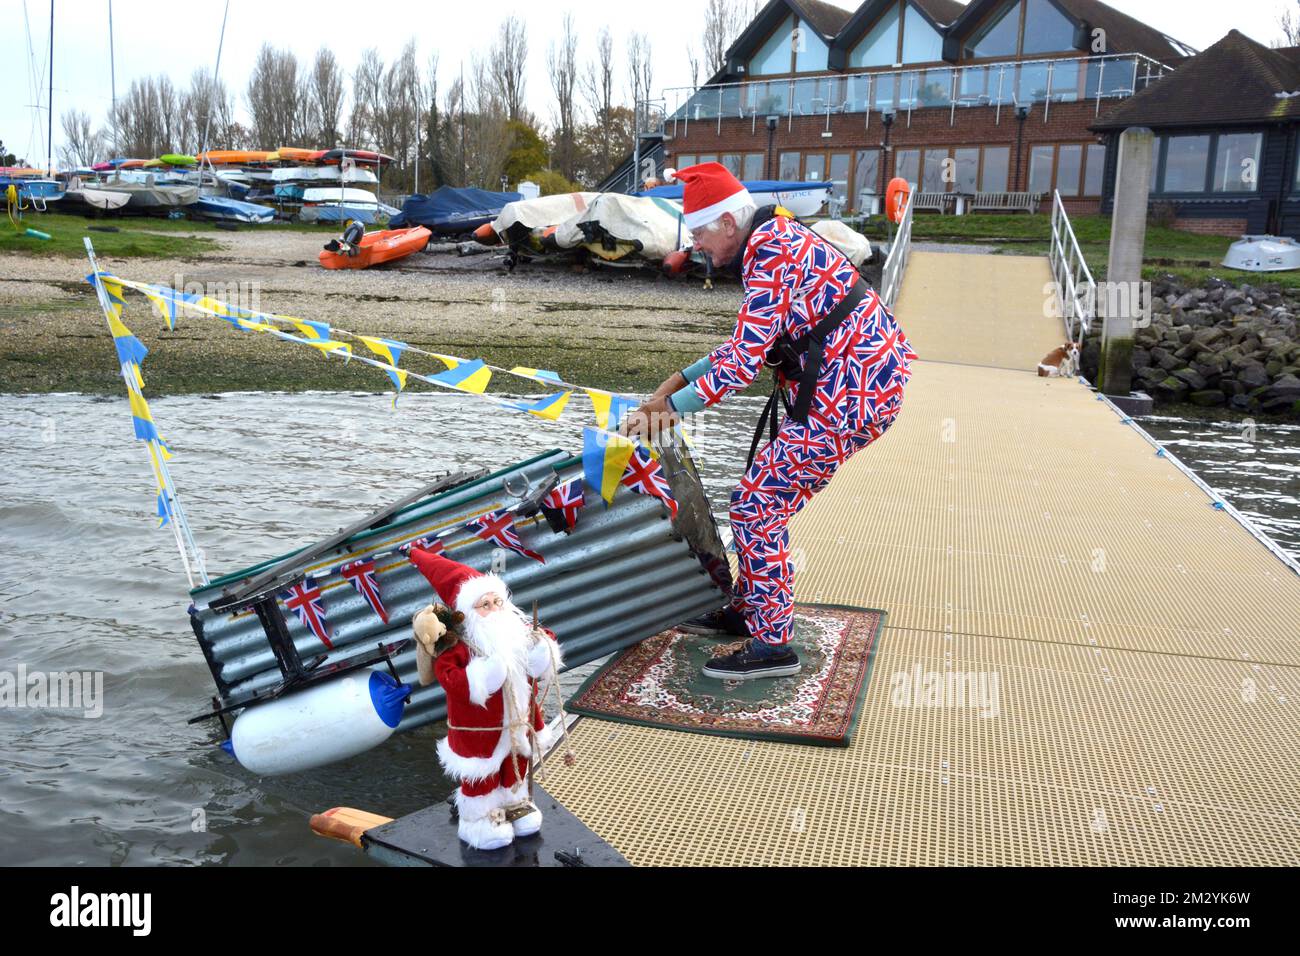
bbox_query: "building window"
[901,4,944,63]
[855,149,882,198]
[1029,145,1054,193]
[895,148,920,184]
[851,3,901,68]
[1211,132,1261,193]
[828,152,851,207]
[794,21,830,72]
[1056,144,1082,196]
[1162,135,1210,192]
[697,153,718,165]
[953,148,980,192]
[921,149,946,191]
[981,146,1010,191]
[721,154,743,178]
[1083,143,1104,195]
[743,153,764,181]
[751,14,796,76]
[965,0,1022,59]
[1021,0,1077,56]
[779,151,801,181]
[676,154,697,168]
[805,153,826,182]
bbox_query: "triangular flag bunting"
[582,427,637,503]
[510,391,572,421]
[340,559,389,625]
[281,575,333,648]
[621,442,679,518]
[467,510,544,563]
[541,477,586,532]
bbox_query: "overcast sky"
[2,0,1293,165]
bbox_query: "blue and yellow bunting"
[510,391,573,421]
[582,427,638,503]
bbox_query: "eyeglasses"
[473,595,506,612]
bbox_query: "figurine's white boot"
[455,788,514,851]
[507,782,543,837]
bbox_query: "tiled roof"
[1093,30,1300,130]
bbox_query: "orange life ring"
[885,177,910,223]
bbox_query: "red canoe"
[318,227,432,270]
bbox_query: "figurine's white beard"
[463,605,530,682]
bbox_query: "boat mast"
[109,0,116,166]
[198,0,231,180]
[46,0,53,176]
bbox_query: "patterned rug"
[565,604,886,747]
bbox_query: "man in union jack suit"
[626,162,916,680]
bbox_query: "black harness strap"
[746,277,869,467]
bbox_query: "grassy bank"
[857,212,1296,289]
[0,210,339,260]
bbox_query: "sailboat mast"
[46,0,53,175]
[109,0,117,163]
[199,0,231,175]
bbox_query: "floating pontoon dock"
[539,250,1300,866]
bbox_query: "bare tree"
[310,48,346,146]
[58,109,102,168]
[581,27,616,175]
[348,47,385,146]
[703,0,755,75]
[490,17,529,124]
[464,55,513,189]
[1278,0,1300,46]
[547,13,580,181]
[184,68,235,154]
[109,74,181,157]
[626,31,655,117]
[246,45,307,147]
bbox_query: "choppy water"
[0,392,1295,866]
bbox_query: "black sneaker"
[702,639,801,681]
[678,606,750,637]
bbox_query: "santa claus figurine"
[408,547,562,851]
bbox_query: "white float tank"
[222,670,409,776]
[1222,235,1300,272]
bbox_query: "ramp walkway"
[538,250,1300,866]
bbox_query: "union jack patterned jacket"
[691,215,917,433]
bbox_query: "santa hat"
[408,547,508,616]
[665,162,754,231]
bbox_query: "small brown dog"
[1038,341,1081,377]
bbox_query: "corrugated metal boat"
[187,444,730,760]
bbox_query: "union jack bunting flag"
[398,535,443,556]
[541,477,586,531]
[468,510,545,563]
[339,558,389,625]
[621,444,678,518]
[282,574,333,649]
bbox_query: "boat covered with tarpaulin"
[640,179,834,219]
[551,192,686,264]
[389,186,523,234]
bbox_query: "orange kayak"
[276,147,327,163]
[196,150,275,166]
[318,227,432,270]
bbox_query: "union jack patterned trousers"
[727,405,901,647]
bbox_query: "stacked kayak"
[318,226,431,270]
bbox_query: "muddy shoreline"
[0,229,742,395]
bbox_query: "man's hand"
[621,394,680,441]
[649,371,687,402]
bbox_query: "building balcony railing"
[658,52,1170,138]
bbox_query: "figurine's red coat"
[433,634,552,782]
